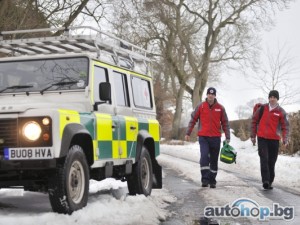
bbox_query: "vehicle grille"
[0,119,18,155]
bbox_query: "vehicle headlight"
[22,121,42,141]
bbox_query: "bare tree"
[251,43,300,105]
[108,0,293,139]
[180,0,294,107]
[0,1,111,34]
[235,97,267,119]
[35,0,112,33]
[235,105,250,120]
[0,0,49,33]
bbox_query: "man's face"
[207,93,216,101]
[269,96,278,104]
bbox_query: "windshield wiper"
[0,85,34,93]
[40,81,78,94]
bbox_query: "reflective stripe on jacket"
[186,100,230,139]
[251,104,289,143]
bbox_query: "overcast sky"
[215,0,300,120]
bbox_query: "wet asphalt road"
[160,162,300,225]
[160,167,252,225]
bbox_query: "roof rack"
[0,26,151,75]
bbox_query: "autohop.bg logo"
[204,198,294,221]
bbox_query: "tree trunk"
[192,59,210,108]
[192,79,201,108]
[0,0,10,29]
[171,85,185,140]
[0,0,8,16]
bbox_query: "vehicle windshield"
[0,57,89,94]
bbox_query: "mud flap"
[152,159,162,189]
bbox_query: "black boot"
[210,184,216,188]
[202,182,209,187]
[263,181,270,190]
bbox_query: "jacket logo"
[215,109,221,112]
[274,113,280,116]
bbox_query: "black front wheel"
[48,145,89,214]
[127,146,153,196]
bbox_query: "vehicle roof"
[0,26,152,76]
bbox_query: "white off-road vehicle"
[0,27,162,214]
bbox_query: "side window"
[131,76,153,109]
[113,72,130,107]
[94,66,109,103]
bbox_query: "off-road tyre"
[127,146,153,196]
[48,145,89,214]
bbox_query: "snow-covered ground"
[0,178,175,225]
[0,132,299,224]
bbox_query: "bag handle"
[223,140,228,146]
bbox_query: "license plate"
[4,147,54,160]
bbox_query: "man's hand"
[225,139,230,144]
[251,138,256,146]
[185,135,190,142]
[283,140,289,148]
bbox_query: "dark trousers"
[257,137,279,184]
[198,136,221,185]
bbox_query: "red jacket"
[186,99,230,139]
[251,104,289,143]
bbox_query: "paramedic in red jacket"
[185,87,230,188]
[251,90,289,190]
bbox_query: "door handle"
[130,126,136,130]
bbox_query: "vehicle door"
[112,71,137,159]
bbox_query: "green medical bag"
[220,141,237,164]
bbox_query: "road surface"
[160,153,300,225]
